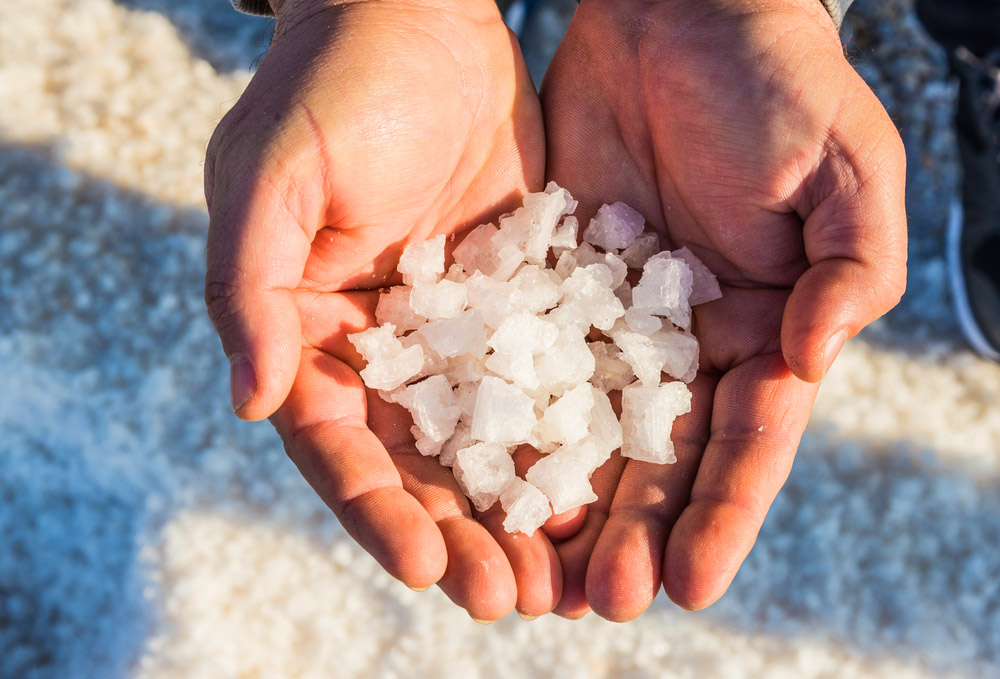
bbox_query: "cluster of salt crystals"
[348,183,722,535]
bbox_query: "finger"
[584,372,716,622]
[271,347,447,589]
[662,352,819,610]
[205,152,326,420]
[512,446,589,542]
[782,95,908,382]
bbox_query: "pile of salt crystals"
[348,183,722,536]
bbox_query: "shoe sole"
[947,199,1000,361]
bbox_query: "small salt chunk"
[398,234,445,285]
[620,382,692,464]
[453,442,515,511]
[510,265,561,313]
[632,254,694,330]
[588,342,635,392]
[413,429,444,457]
[465,272,519,329]
[535,382,595,445]
[544,180,578,215]
[624,306,662,336]
[439,420,473,467]
[656,328,700,384]
[612,324,699,385]
[672,247,722,306]
[500,479,553,535]
[394,375,461,444]
[583,202,645,251]
[526,445,599,514]
[453,224,497,273]
[620,232,660,269]
[554,250,579,281]
[445,355,486,386]
[488,313,559,355]
[485,350,540,391]
[570,243,628,288]
[551,264,625,331]
[586,386,623,459]
[409,278,467,319]
[415,309,487,358]
[470,376,537,445]
[535,327,596,396]
[485,228,526,281]
[444,263,468,283]
[522,185,572,263]
[375,287,425,333]
[549,215,579,252]
[400,331,447,377]
[348,324,425,391]
[454,382,479,418]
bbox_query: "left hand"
[541,0,907,619]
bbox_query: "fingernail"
[408,585,429,592]
[470,617,494,625]
[823,329,849,376]
[518,612,538,621]
[230,355,257,412]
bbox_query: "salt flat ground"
[1,1,999,677]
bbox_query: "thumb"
[204,159,321,421]
[781,119,908,383]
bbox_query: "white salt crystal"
[470,376,537,445]
[485,351,540,391]
[398,234,445,285]
[439,421,472,467]
[522,186,571,263]
[414,309,487,358]
[620,382,692,464]
[453,442,515,511]
[465,272,519,329]
[488,313,559,355]
[500,479,553,535]
[348,323,400,362]
[624,306,662,336]
[510,265,561,313]
[452,224,497,273]
[375,287,425,333]
[409,278,467,320]
[485,228,526,281]
[672,247,722,306]
[554,250,579,281]
[620,232,660,269]
[445,355,485,386]
[570,243,628,288]
[454,383,479,418]
[549,215,579,252]
[655,328,700,384]
[400,330,447,377]
[544,180,578,215]
[444,262,468,283]
[348,324,425,391]
[586,386,623,459]
[588,342,635,392]
[551,264,624,331]
[612,324,699,385]
[632,254,694,330]
[583,202,645,251]
[526,445,599,514]
[535,382,595,445]
[394,375,461,445]
[535,327,596,395]
[413,429,444,457]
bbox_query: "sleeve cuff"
[231,0,274,16]
[820,0,854,28]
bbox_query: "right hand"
[204,0,551,620]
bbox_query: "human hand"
[204,0,552,620]
[541,0,907,619]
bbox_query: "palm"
[206,1,555,619]
[541,0,906,618]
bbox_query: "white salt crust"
[349,184,721,534]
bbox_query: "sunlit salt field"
[2,1,999,677]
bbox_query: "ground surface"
[2,0,999,677]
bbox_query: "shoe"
[947,47,1000,362]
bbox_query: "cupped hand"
[542,0,907,619]
[204,0,554,620]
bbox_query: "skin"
[542,0,907,619]
[205,0,907,621]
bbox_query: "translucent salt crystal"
[500,479,552,535]
[409,278,467,320]
[554,250,579,281]
[465,272,519,329]
[398,234,445,285]
[624,307,662,336]
[656,328,700,384]
[526,444,599,514]
[671,247,722,306]
[545,180,578,215]
[485,351,540,391]
[583,202,645,251]
[488,313,559,355]
[348,324,425,391]
[569,243,628,288]
[453,442,515,511]
[375,286,425,333]
[522,185,572,264]
[588,342,635,392]
[613,280,633,307]
[485,228,526,281]
[444,263,468,283]
[394,375,461,445]
[549,215,579,252]
[470,376,537,445]
[586,386,623,458]
[612,324,699,385]
[439,421,472,467]
[400,331,447,377]
[413,429,443,457]
[453,224,497,273]
[414,309,487,358]
[510,265,561,313]
[535,382,595,445]
[535,327,596,396]
[632,254,694,330]
[454,383,479,418]
[620,382,692,463]
[446,355,485,386]
[551,264,624,331]
[620,232,660,269]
